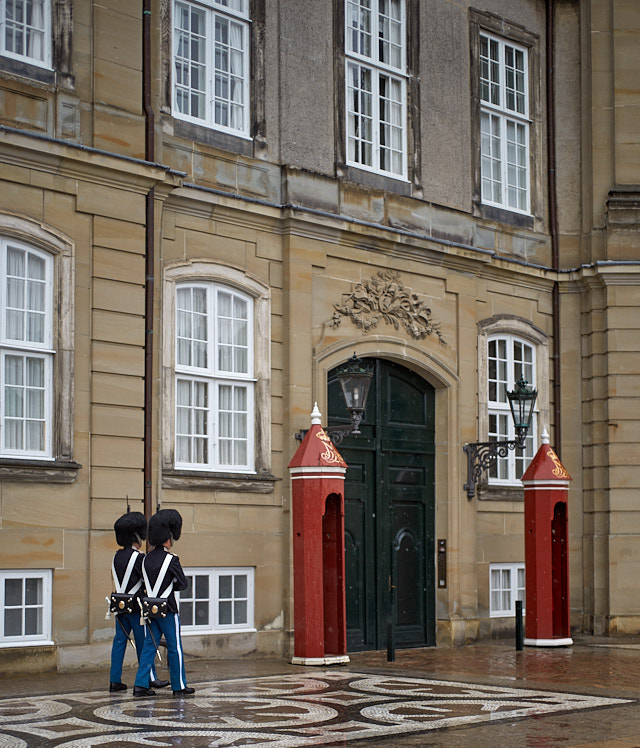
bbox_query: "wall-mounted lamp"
[295,354,374,446]
[463,376,537,499]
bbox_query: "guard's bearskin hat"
[148,508,183,547]
[114,512,147,547]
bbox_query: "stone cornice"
[565,262,640,289]
[0,126,183,191]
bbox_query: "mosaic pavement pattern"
[0,670,631,747]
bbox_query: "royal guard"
[108,511,169,693]
[133,508,194,697]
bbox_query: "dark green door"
[328,358,435,651]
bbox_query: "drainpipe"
[143,0,155,519]
[546,0,562,455]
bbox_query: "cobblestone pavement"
[1,637,639,747]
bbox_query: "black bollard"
[515,600,524,651]
[387,616,395,662]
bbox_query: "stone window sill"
[476,484,524,502]
[0,459,81,483]
[162,470,277,493]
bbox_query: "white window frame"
[0,0,52,68]
[163,262,271,479]
[487,333,537,485]
[0,237,54,459]
[0,569,53,646]
[479,31,530,214]
[477,317,549,493]
[344,0,407,179]
[172,0,251,138]
[490,563,525,617]
[179,566,255,634]
[174,281,255,473]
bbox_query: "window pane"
[180,601,193,625]
[25,606,42,636]
[219,600,232,625]
[219,575,232,598]
[195,601,209,625]
[234,600,247,623]
[517,567,526,599]
[26,356,44,387]
[194,381,207,408]
[184,575,194,597]
[5,355,23,391]
[4,608,22,637]
[195,575,209,598]
[7,277,24,310]
[176,435,189,462]
[5,578,22,606]
[28,252,45,281]
[26,420,44,452]
[234,574,247,597]
[7,246,25,277]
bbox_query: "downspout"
[546,0,562,455]
[143,0,155,519]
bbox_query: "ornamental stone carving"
[330,270,445,344]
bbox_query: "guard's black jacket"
[112,547,144,596]
[142,546,188,614]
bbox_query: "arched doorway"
[328,358,436,651]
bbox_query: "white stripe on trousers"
[173,614,185,690]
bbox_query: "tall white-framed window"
[0,0,51,68]
[172,0,250,137]
[345,0,407,178]
[175,282,254,472]
[487,334,536,483]
[0,569,53,645]
[0,238,53,459]
[479,31,530,213]
[179,567,255,633]
[490,563,525,617]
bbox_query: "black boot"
[173,687,195,696]
[109,682,127,692]
[133,686,156,697]
[150,679,170,688]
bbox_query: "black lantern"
[336,354,374,435]
[295,354,374,445]
[463,377,538,499]
[507,376,537,448]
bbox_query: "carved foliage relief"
[330,270,445,344]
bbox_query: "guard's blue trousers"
[134,613,187,691]
[109,612,159,685]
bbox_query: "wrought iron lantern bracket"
[295,422,359,447]
[463,439,522,499]
[463,376,537,500]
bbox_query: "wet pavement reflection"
[1,637,639,747]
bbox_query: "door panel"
[342,449,376,651]
[329,358,435,651]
